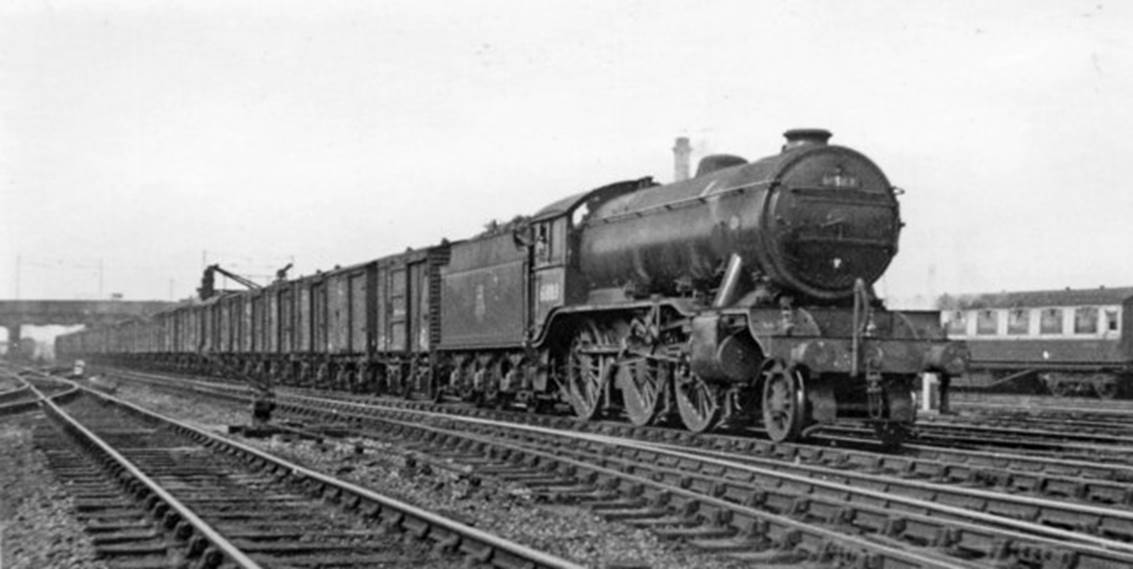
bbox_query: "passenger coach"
[942,287,1133,397]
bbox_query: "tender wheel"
[565,326,609,420]
[618,357,670,427]
[761,363,808,443]
[675,368,721,433]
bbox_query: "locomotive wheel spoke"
[675,372,721,433]
[566,327,606,420]
[618,357,669,426]
[761,363,807,443]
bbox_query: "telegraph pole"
[14,255,20,300]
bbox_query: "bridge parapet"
[0,300,173,327]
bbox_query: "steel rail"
[415,410,1133,555]
[25,381,266,569]
[108,366,1133,483]
[102,367,1133,566]
[273,392,1133,566]
[71,382,588,569]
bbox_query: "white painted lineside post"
[922,373,939,413]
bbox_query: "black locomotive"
[57,129,967,443]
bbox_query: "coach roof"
[942,286,1133,310]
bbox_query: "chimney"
[673,136,692,182]
[782,128,832,152]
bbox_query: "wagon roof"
[941,286,1133,309]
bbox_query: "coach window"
[1040,308,1063,335]
[946,311,967,335]
[1007,308,1030,335]
[976,309,998,335]
[1074,306,1099,334]
[1105,308,1120,332]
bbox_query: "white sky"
[3,0,1132,310]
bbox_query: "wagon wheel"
[450,363,476,402]
[761,361,808,443]
[1048,379,1073,398]
[565,325,610,420]
[482,362,502,408]
[1094,379,1118,400]
[675,368,721,433]
[618,356,670,427]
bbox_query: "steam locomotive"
[57,129,968,443]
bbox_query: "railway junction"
[5,360,1133,569]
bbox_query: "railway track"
[19,374,586,569]
[92,366,1133,568]
[0,368,79,416]
[952,392,1133,413]
[942,397,1133,440]
[106,368,1133,484]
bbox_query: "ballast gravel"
[111,382,749,569]
[0,417,109,569]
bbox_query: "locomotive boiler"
[577,129,898,299]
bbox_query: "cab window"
[535,224,552,264]
[1007,308,1029,335]
[1040,308,1063,334]
[946,311,967,335]
[1074,307,1099,334]
[976,310,998,335]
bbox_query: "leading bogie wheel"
[761,363,808,443]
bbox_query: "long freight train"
[57,129,968,443]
